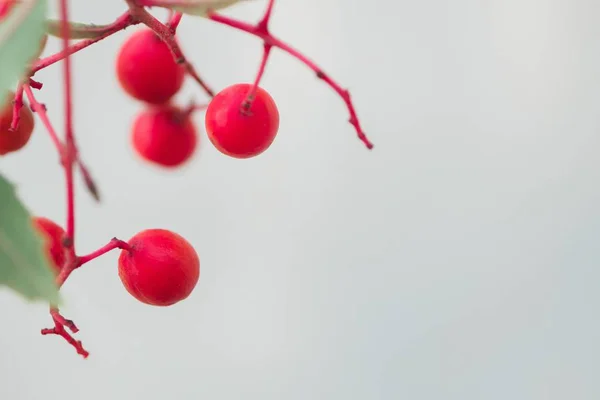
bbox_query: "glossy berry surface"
[205,83,280,159]
[0,1,14,19]
[118,229,200,306]
[33,217,66,274]
[131,105,198,168]
[116,29,185,104]
[0,93,35,155]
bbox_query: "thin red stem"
[9,85,24,131]
[184,63,215,97]
[23,84,100,201]
[28,79,43,89]
[50,309,78,333]
[207,8,373,149]
[258,0,275,29]
[242,43,272,113]
[58,0,77,253]
[32,11,135,74]
[22,85,63,151]
[180,100,207,121]
[167,11,183,33]
[127,4,184,62]
[77,238,131,266]
[41,322,89,358]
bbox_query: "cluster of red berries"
[0,28,284,308]
[116,28,280,167]
[0,0,371,357]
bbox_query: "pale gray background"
[1,0,600,398]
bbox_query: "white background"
[2,0,600,399]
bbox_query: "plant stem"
[9,85,24,131]
[207,2,373,149]
[32,11,136,73]
[78,238,132,266]
[22,85,63,151]
[58,0,77,255]
[167,11,183,33]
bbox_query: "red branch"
[9,85,24,131]
[22,85,62,151]
[58,0,77,256]
[32,11,136,73]
[167,11,183,33]
[207,0,373,149]
[22,84,100,201]
[77,238,132,266]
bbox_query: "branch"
[9,85,24,132]
[167,11,183,33]
[58,0,77,256]
[41,317,89,358]
[32,11,136,74]
[22,84,62,151]
[23,84,101,202]
[242,42,271,113]
[207,1,373,149]
[77,238,131,266]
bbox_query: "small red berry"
[131,104,198,168]
[32,217,66,275]
[0,93,35,155]
[0,1,15,19]
[116,29,185,104]
[118,229,200,306]
[205,83,280,159]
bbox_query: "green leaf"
[0,174,60,305]
[146,0,253,17]
[0,0,48,111]
[46,19,111,40]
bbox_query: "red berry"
[118,229,200,306]
[0,93,35,155]
[131,104,198,168]
[205,83,280,159]
[116,29,185,104]
[32,217,66,274]
[0,1,15,19]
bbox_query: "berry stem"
[23,84,101,202]
[41,319,89,358]
[58,0,77,253]
[9,84,24,132]
[77,238,132,266]
[28,79,43,89]
[242,43,272,113]
[179,100,207,122]
[258,0,275,29]
[126,2,183,62]
[22,84,62,151]
[50,309,78,333]
[167,11,183,33]
[33,0,91,359]
[207,3,374,149]
[32,11,136,74]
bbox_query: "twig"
[207,0,373,149]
